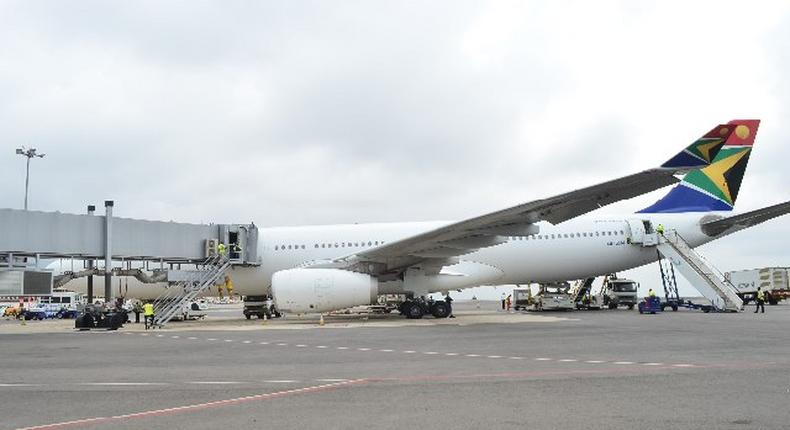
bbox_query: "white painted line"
[673,364,695,368]
[424,352,439,355]
[508,357,523,360]
[559,359,577,362]
[156,335,164,338]
[642,362,663,366]
[315,378,348,382]
[585,360,605,364]
[465,354,480,357]
[487,355,503,359]
[357,348,371,351]
[445,353,459,356]
[403,350,416,354]
[187,337,198,340]
[379,349,393,352]
[276,343,288,346]
[259,342,270,345]
[242,341,252,344]
[78,382,168,386]
[263,380,299,383]
[614,361,635,365]
[0,383,41,387]
[171,336,180,339]
[534,358,552,361]
[316,345,328,349]
[224,339,233,343]
[336,346,349,350]
[296,344,308,348]
[207,338,217,341]
[188,381,241,385]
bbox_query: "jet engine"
[271,268,378,314]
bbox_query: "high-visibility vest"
[649,290,656,297]
[143,303,154,316]
[757,290,765,301]
[217,243,226,255]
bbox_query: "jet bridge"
[0,202,260,302]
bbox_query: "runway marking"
[357,348,371,351]
[508,357,523,360]
[0,383,41,387]
[673,364,696,368]
[534,358,552,361]
[487,355,502,359]
[316,345,328,349]
[156,335,164,338]
[78,382,169,386]
[276,343,288,346]
[379,349,393,352]
[15,380,366,430]
[242,340,252,344]
[585,360,605,364]
[424,351,439,355]
[224,339,233,343]
[403,350,416,354]
[642,362,663,366]
[336,346,349,350]
[315,378,348,382]
[187,337,198,340]
[296,344,307,348]
[170,336,180,339]
[614,361,635,365]
[259,342,270,345]
[207,338,217,341]
[187,381,241,385]
[263,380,299,383]
[465,354,480,357]
[445,353,459,356]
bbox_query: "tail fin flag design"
[640,119,760,213]
[661,123,732,169]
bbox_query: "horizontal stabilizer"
[701,200,790,237]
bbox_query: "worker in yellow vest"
[224,275,234,297]
[143,301,155,329]
[755,287,766,314]
[217,242,227,257]
[648,288,656,298]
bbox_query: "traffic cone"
[261,313,268,326]
[319,314,325,326]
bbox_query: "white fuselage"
[62,212,719,299]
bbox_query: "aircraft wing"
[319,121,741,277]
[701,200,790,237]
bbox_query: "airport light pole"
[15,146,45,210]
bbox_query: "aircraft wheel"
[404,302,424,319]
[430,302,450,318]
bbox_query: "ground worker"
[445,294,455,318]
[755,287,766,314]
[133,301,143,324]
[224,275,234,297]
[501,293,506,311]
[648,288,656,298]
[217,242,227,257]
[506,294,512,311]
[143,301,155,329]
[656,224,665,235]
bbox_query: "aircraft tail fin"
[639,119,760,213]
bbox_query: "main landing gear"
[399,298,451,319]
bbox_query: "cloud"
[0,1,789,299]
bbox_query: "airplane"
[62,119,790,318]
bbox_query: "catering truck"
[725,267,790,305]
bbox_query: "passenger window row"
[509,230,625,240]
[274,241,385,251]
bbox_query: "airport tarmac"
[1,301,789,430]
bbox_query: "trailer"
[726,267,790,305]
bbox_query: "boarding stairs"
[655,231,743,312]
[152,254,230,327]
[570,277,595,303]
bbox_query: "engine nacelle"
[271,268,378,314]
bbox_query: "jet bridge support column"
[87,205,95,303]
[104,201,113,302]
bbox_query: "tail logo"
[684,147,751,207]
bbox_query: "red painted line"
[15,379,368,430]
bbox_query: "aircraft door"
[625,219,645,244]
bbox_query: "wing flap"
[701,200,790,237]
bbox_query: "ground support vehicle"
[726,267,790,305]
[243,295,280,319]
[533,282,574,311]
[570,278,602,310]
[75,305,126,330]
[601,275,638,310]
[512,287,534,311]
[638,296,662,314]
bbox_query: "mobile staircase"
[151,254,230,327]
[655,230,743,312]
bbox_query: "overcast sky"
[1,1,789,297]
